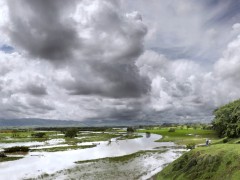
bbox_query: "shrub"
[65,128,78,138]
[31,132,46,138]
[223,138,229,143]
[186,143,196,150]
[4,146,29,153]
[0,152,7,158]
[127,127,135,133]
[168,128,176,132]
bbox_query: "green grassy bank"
[156,144,240,180]
[138,127,218,145]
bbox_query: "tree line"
[212,99,240,138]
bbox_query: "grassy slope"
[156,144,240,180]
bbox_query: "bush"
[65,128,78,138]
[127,127,135,133]
[223,138,229,143]
[4,146,29,153]
[168,128,176,132]
[31,132,46,138]
[186,143,196,150]
[0,152,7,158]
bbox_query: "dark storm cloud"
[7,0,150,99]
[66,63,150,98]
[7,0,79,62]
[25,83,48,96]
[27,98,55,112]
[91,99,146,121]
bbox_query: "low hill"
[0,118,85,128]
[156,144,240,180]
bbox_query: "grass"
[30,145,96,152]
[0,130,59,143]
[0,130,120,145]
[0,156,23,163]
[116,134,143,140]
[156,144,240,180]
[4,146,29,153]
[138,128,218,145]
[76,150,167,164]
[64,133,120,145]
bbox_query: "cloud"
[24,83,48,96]
[212,33,240,105]
[6,0,150,99]
[136,50,214,122]
[123,0,240,64]
[7,0,79,62]
[0,0,240,123]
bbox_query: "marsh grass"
[0,156,23,163]
[116,134,143,140]
[76,150,167,164]
[0,130,58,143]
[30,145,96,152]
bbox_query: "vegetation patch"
[30,145,96,152]
[116,134,143,140]
[0,156,23,163]
[4,146,29,153]
[76,150,167,164]
[74,133,120,144]
[0,130,58,143]
[31,132,46,138]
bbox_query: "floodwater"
[0,133,185,180]
[0,138,65,149]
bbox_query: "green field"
[138,127,218,145]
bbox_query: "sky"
[0,0,240,124]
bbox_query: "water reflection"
[0,133,177,180]
[146,132,151,138]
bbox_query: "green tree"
[65,128,78,138]
[127,127,134,133]
[212,99,240,138]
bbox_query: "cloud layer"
[0,0,240,123]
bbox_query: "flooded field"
[0,130,186,180]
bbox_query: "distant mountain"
[0,118,159,128]
[81,119,158,127]
[0,118,86,128]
